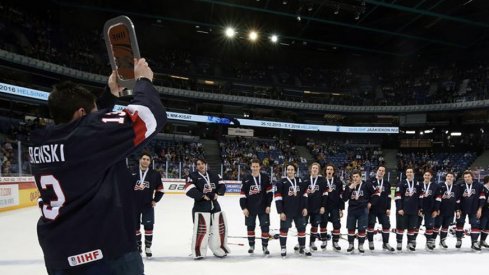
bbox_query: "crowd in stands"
[1,3,489,107]
[219,136,306,181]
[397,150,478,182]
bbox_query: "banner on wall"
[0,177,39,212]
[162,178,241,194]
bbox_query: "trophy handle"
[103,15,141,93]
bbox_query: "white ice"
[0,195,486,275]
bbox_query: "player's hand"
[477,208,482,219]
[386,209,391,216]
[455,210,461,219]
[398,210,404,216]
[108,70,123,97]
[340,210,343,218]
[418,210,423,217]
[302,209,308,217]
[431,211,438,218]
[368,203,372,210]
[265,207,270,214]
[151,201,156,207]
[320,207,325,215]
[280,213,286,221]
[203,195,210,201]
[134,58,153,82]
[243,208,249,217]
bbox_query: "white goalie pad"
[209,211,230,257]
[191,212,211,259]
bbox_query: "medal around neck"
[104,15,141,93]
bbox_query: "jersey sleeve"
[265,177,273,207]
[275,181,284,214]
[185,175,204,201]
[395,182,404,211]
[239,178,247,210]
[153,175,164,203]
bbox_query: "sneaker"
[358,243,365,253]
[347,243,354,253]
[383,243,395,252]
[320,240,327,250]
[293,244,300,251]
[407,242,415,251]
[439,239,448,249]
[456,239,462,248]
[310,242,318,251]
[145,247,152,258]
[332,242,341,251]
[263,246,270,256]
[472,242,481,251]
[396,242,402,251]
[281,248,287,258]
[480,241,489,248]
[368,241,375,251]
[248,245,255,254]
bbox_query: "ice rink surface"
[0,195,486,275]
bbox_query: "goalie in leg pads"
[186,158,229,259]
[209,212,230,257]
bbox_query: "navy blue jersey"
[185,170,226,213]
[303,176,328,213]
[436,183,461,216]
[132,168,164,208]
[30,79,166,269]
[324,176,345,210]
[239,173,273,215]
[395,179,422,215]
[457,181,485,214]
[343,181,379,214]
[275,177,308,218]
[419,182,440,213]
[368,178,391,212]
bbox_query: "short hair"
[139,152,152,161]
[286,163,297,172]
[376,165,386,171]
[351,170,361,177]
[405,167,414,173]
[446,171,455,177]
[48,81,96,124]
[195,157,207,165]
[309,162,321,170]
[484,176,489,184]
[424,170,433,176]
[251,159,261,165]
[463,170,474,178]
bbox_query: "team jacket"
[343,181,379,214]
[303,175,328,214]
[185,170,226,213]
[31,79,167,269]
[275,177,308,218]
[436,183,461,216]
[395,179,422,215]
[239,173,273,215]
[324,176,345,210]
[457,181,485,214]
[419,182,440,214]
[132,168,164,208]
[368,178,391,213]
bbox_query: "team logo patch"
[68,249,103,266]
[134,180,149,190]
[249,185,261,195]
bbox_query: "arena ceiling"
[45,0,489,59]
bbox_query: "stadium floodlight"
[270,34,278,43]
[450,132,462,136]
[249,31,258,41]
[225,27,236,38]
[405,130,415,134]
